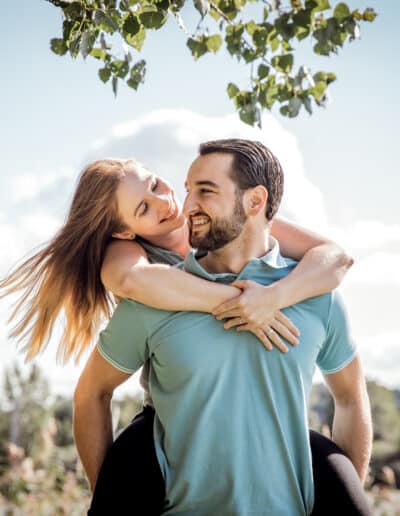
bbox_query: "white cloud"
[329,220,400,253]
[8,165,75,203]
[360,331,400,389]
[344,252,400,287]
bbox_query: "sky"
[0,0,399,398]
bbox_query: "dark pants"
[89,406,371,515]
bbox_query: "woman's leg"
[88,406,165,516]
[310,429,372,515]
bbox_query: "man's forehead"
[186,152,234,185]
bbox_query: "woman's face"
[114,163,186,240]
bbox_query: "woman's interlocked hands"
[212,279,300,353]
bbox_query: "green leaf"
[50,38,68,56]
[127,60,146,90]
[110,59,129,79]
[205,35,222,53]
[280,105,290,117]
[139,9,168,29]
[362,8,377,22]
[306,0,330,11]
[243,48,258,63]
[69,32,81,57]
[287,96,302,117]
[292,9,312,28]
[93,9,119,33]
[227,82,239,98]
[62,1,84,19]
[271,53,294,73]
[187,37,208,59]
[258,64,270,79]
[302,96,313,114]
[253,27,268,49]
[80,30,96,59]
[122,14,140,37]
[90,48,108,60]
[125,27,146,51]
[98,67,111,83]
[246,21,257,36]
[313,42,331,56]
[225,24,244,56]
[112,76,118,97]
[311,81,326,101]
[239,104,260,127]
[62,20,75,41]
[193,0,210,17]
[333,3,350,22]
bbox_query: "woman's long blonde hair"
[0,159,133,363]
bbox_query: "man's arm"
[73,347,131,491]
[323,355,372,484]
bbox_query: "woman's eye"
[141,202,148,215]
[151,179,159,191]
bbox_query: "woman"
[0,157,368,515]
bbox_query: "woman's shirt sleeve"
[97,299,149,374]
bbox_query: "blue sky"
[0,0,399,395]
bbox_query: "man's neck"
[199,227,271,274]
[145,223,190,258]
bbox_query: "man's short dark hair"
[199,139,284,221]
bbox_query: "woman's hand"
[212,279,300,353]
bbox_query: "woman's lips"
[161,200,178,223]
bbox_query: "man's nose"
[182,192,198,216]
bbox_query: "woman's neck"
[146,223,190,258]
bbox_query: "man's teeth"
[192,218,209,226]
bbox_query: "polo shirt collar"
[183,236,289,281]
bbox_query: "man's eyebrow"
[134,176,152,216]
[195,180,219,188]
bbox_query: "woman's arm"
[213,218,354,329]
[271,217,354,304]
[101,239,241,312]
[102,239,298,351]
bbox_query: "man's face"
[183,152,247,251]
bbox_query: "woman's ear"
[112,230,136,240]
[244,186,268,216]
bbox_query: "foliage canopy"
[47,0,376,126]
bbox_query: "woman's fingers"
[216,309,241,321]
[213,299,239,317]
[223,317,245,330]
[264,328,289,353]
[237,324,273,351]
[236,324,288,353]
[275,310,300,337]
[270,320,299,347]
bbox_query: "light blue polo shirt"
[97,239,357,515]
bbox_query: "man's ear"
[112,230,136,240]
[244,186,268,216]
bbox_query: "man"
[75,139,372,514]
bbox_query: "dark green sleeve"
[97,299,149,374]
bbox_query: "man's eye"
[200,189,213,194]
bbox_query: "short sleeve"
[317,291,358,374]
[97,299,149,374]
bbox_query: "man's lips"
[190,215,210,229]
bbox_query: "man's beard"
[189,194,247,251]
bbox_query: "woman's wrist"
[264,282,285,311]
